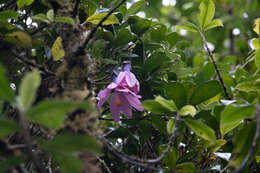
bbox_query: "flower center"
[116,98,122,107]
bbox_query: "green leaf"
[155,96,177,112]
[255,49,260,70]
[0,156,25,173]
[46,9,54,22]
[54,154,83,173]
[0,10,18,20]
[38,133,101,153]
[230,122,256,168]
[144,52,169,72]
[180,105,196,117]
[0,119,19,138]
[165,32,179,48]
[128,16,152,36]
[176,162,196,173]
[142,100,171,115]
[220,104,255,136]
[253,18,260,36]
[209,139,226,153]
[165,82,187,109]
[115,28,134,47]
[86,12,119,25]
[159,145,178,169]
[51,36,65,61]
[252,38,260,49]
[18,70,41,112]
[198,0,215,30]
[32,13,50,23]
[150,115,167,135]
[175,23,198,32]
[184,118,216,143]
[204,19,224,31]
[4,31,32,48]
[0,64,15,102]
[26,100,93,129]
[190,80,222,105]
[55,17,75,25]
[17,0,34,9]
[125,0,146,19]
[167,118,175,134]
[235,81,259,92]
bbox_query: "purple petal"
[109,92,120,122]
[97,88,111,109]
[119,94,132,119]
[124,93,144,111]
[115,72,125,85]
[107,82,117,89]
[125,72,137,88]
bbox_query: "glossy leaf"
[167,118,175,134]
[0,119,19,138]
[176,162,196,173]
[55,17,75,25]
[54,154,83,173]
[0,10,18,20]
[144,52,169,72]
[184,118,216,143]
[165,82,187,109]
[180,105,196,117]
[46,9,54,22]
[26,100,94,129]
[86,13,119,25]
[142,100,171,114]
[198,0,215,29]
[155,95,177,112]
[51,36,65,61]
[38,133,101,153]
[0,64,15,102]
[220,104,255,136]
[18,70,41,111]
[32,13,50,23]
[190,80,222,105]
[159,145,178,169]
[4,31,32,48]
[17,0,34,9]
[255,49,260,70]
[253,18,260,36]
[125,0,146,19]
[204,19,224,31]
[175,23,198,32]
[150,115,167,135]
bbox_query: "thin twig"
[99,116,148,121]
[232,105,260,173]
[97,114,181,171]
[12,51,56,76]
[18,111,46,173]
[76,0,127,55]
[96,155,112,173]
[199,31,232,100]
[72,0,80,18]
[47,157,53,173]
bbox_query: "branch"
[12,51,56,76]
[99,116,148,121]
[76,0,127,55]
[72,0,80,18]
[232,105,260,173]
[199,31,232,100]
[18,111,46,173]
[97,114,181,171]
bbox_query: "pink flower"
[97,70,144,122]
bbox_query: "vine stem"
[97,114,181,171]
[76,0,127,55]
[199,30,232,100]
[19,111,46,173]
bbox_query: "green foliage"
[179,105,196,117]
[26,100,94,129]
[0,64,15,102]
[220,104,255,136]
[18,70,41,112]
[86,13,119,25]
[0,119,19,138]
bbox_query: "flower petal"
[115,72,125,85]
[109,92,120,122]
[119,94,132,119]
[107,82,117,89]
[97,88,111,109]
[124,93,144,111]
[125,72,137,88]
